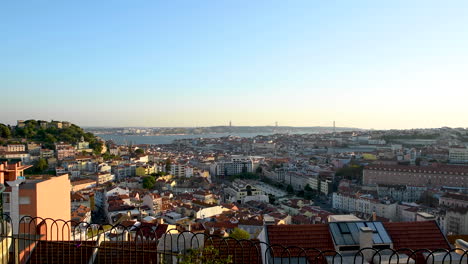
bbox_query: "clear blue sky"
[1,0,467,129]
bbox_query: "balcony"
[0,215,467,263]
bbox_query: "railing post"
[14,237,19,264]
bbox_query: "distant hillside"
[0,120,103,153]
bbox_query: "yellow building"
[136,164,156,176]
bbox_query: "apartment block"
[450,147,468,164]
[2,174,71,239]
[363,164,468,188]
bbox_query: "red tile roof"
[28,241,95,264]
[267,224,335,260]
[383,221,450,250]
[96,241,158,264]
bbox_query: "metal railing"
[1,215,468,264]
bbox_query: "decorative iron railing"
[0,215,467,264]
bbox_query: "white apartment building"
[112,164,136,180]
[224,179,264,204]
[449,147,468,164]
[211,156,254,177]
[377,184,427,203]
[445,208,468,235]
[170,164,193,178]
[7,144,26,152]
[95,172,115,185]
[332,192,398,221]
[440,192,468,208]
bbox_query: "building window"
[19,196,30,205]
[2,193,10,203]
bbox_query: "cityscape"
[2,1,468,263]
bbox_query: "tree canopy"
[34,158,48,172]
[143,176,156,189]
[165,159,172,172]
[10,120,103,153]
[0,124,11,138]
[335,165,364,182]
[229,228,250,240]
[135,148,145,155]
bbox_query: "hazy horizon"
[2,1,467,129]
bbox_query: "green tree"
[178,246,232,264]
[0,124,11,138]
[335,165,364,182]
[229,228,250,240]
[165,159,172,173]
[90,141,103,154]
[268,194,276,204]
[255,166,263,174]
[102,153,116,161]
[34,158,48,172]
[286,184,294,194]
[135,148,145,155]
[304,184,312,192]
[143,176,156,189]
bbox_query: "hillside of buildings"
[0,120,103,153]
[4,126,468,263]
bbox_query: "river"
[96,132,277,145]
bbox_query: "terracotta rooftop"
[96,241,158,264]
[383,221,450,250]
[28,241,95,264]
[267,224,335,255]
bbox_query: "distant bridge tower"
[275,121,278,127]
[229,120,232,127]
[333,121,336,136]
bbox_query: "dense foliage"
[229,228,250,240]
[0,124,12,138]
[7,120,103,153]
[143,175,156,189]
[135,148,145,155]
[178,246,233,264]
[335,165,364,182]
[229,172,259,181]
[381,133,439,142]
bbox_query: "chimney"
[263,215,275,226]
[372,212,377,221]
[359,226,374,262]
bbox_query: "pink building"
[2,174,71,240]
[0,161,32,185]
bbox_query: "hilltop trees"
[8,120,103,153]
[0,124,11,138]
